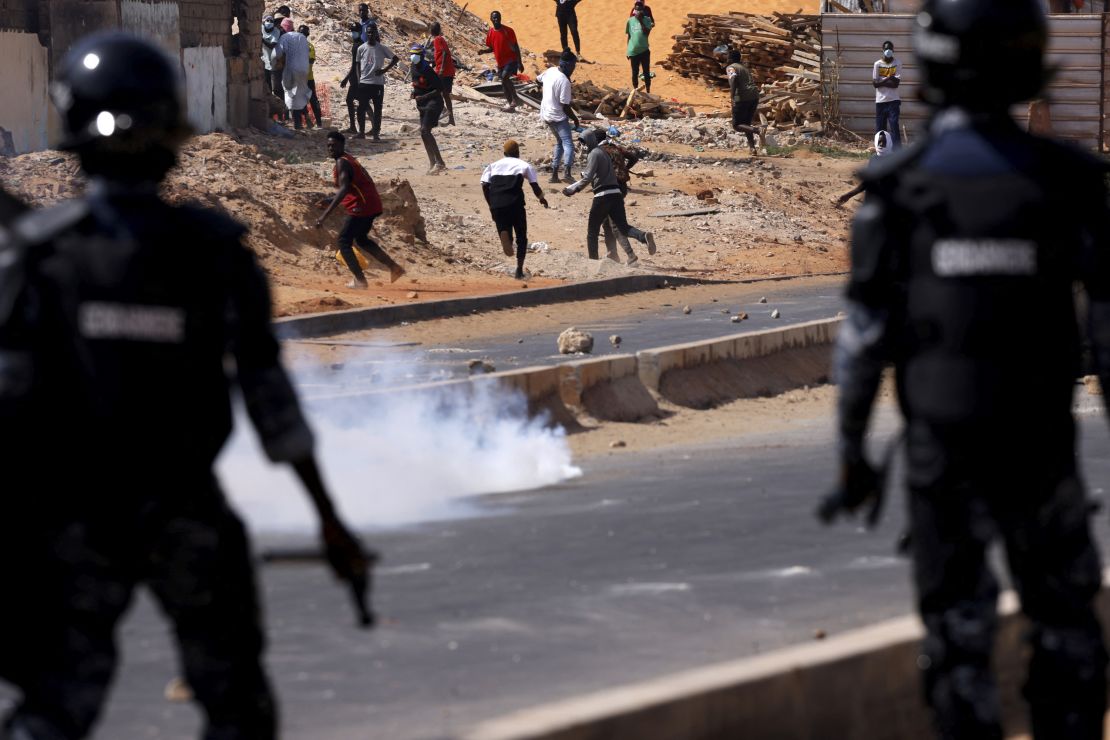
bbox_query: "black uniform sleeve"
[228,241,315,463]
[835,195,898,463]
[0,230,33,409]
[1078,167,1110,424]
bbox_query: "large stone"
[558,327,594,354]
[380,178,428,242]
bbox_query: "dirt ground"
[0,0,859,318]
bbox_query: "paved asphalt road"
[289,278,846,396]
[7,406,1106,739]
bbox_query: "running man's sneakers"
[499,231,514,256]
[346,278,368,289]
[645,232,657,255]
[514,268,525,279]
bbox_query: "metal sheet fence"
[820,13,1105,150]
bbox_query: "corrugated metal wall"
[820,13,1104,149]
[838,0,1107,13]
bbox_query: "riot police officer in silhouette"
[0,32,373,740]
[820,1,1110,738]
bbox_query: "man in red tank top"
[316,131,404,288]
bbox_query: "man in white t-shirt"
[538,51,581,184]
[355,25,398,140]
[873,40,902,148]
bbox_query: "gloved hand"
[816,456,885,529]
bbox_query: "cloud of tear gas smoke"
[217,351,582,533]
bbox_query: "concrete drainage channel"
[305,318,842,429]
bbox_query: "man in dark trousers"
[873,39,902,148]
[819,1,1110,738]
[409,46,448,174]
[562,128,655,260]
[726,48,761,155]
[354,24,398,141]
[317,131,404,287]
[0,33,373,740]
[554,0,582,57]
[478,11,523,112]
[339,22,363,132]
[481,139,549,279]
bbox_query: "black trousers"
[355,83,384,136]
[345,82,358,129]
[630,50,650,91]
[306,79,322,126]
[338,214,395,281]
[731,98,759,148]
[587,193,645,260]
[557,11,580,53]
[7,492,276,740]
[491,202,528,266]
[906,421,1107,740]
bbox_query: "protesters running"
[626,3,653,94]
[478,11,523,112]
[562,128,656,260]
[355,24,398,141]
[428,22,458,126]
[481,140,550,279]
[539,50,580,184]
[726,48,761,155]
[317,131,404,288]
[554,0,582,57]
[599,127,641,265]
[299,25,323,128]
[410,45,448,174]
[273,19,312,129]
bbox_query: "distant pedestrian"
[260,14,283,103]
[873,40,902,148]
[481,140,550,279]
[273,19,311,129]
[626,3,653,94]
[340,22,363,133]
[539,51,581,183]
[317,131,404,288]
[478,11,523,112]
[629,0,653,22]
[562,128,656,260]
[429,22,458,126]
[355,24,398,141]
[726,48,761,155]
[834,130,891,207]
[409,44,448,173]
[554,0,582,57]
[358,3,379,43]
[299,25,323,128]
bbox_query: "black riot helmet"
[51,32,192,180]
[914,0,1046,109]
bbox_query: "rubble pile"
[661,12,822,134]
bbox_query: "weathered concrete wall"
[120,0,182,55]
[0,31,50,153]
[183,45,229,131]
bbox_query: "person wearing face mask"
[273,18,311,129]
[260,15,283,106]
[873,40,902,148]
[355,24,398,141]
[410,45,448,173]
[340,22,363,133]
[626,2,654,94]
[538,50,581,184]
[477,11,523,112]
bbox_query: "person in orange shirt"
[316,132,404,288]
[477,11,523,111]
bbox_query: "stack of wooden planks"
[571,79,678,119]
[661,12,822,132]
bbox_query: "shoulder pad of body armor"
[8,200,89,247]
[1032,135,1110,179]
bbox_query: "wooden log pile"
[571,80,678,119]
[661,12,823,132]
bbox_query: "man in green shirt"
[726,49,761,155]
[626,2,653,94]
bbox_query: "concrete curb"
[638,318,841,409]
[301,319,843,428]
[463,584,1110,740]
[275,275,711,339]
[273,272,848,339]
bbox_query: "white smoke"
[217,350,582,534]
